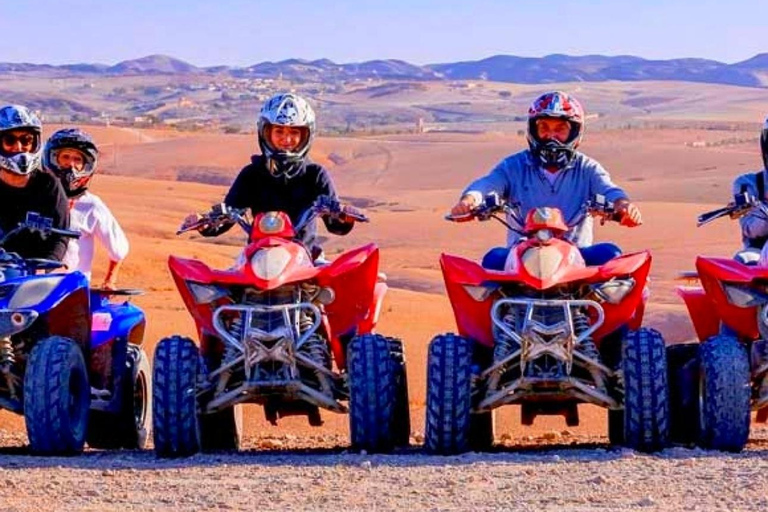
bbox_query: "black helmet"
[0,105,42,175]
[256,93,316,179]
[42,128,99,198]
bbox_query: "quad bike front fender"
[677,286,721,342]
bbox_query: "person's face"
[55,147,86,172]
[266,124,306,152]
[1,129,37,155]
[535,118,572,143]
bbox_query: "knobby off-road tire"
[425,334,473,455]
[152,336,201,458]
[621,328,670,452]
[348,333,397,453]
[88,346,152,449]
[698,334,751,452]
[387,337,411,447]
[24,336,90,455]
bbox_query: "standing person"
[43,128,128,288]
[0,105,69,260]
[183,93,361,258]
[449,91,642,269]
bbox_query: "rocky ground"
[1,429,767,511]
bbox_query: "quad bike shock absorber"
[488,305,522,391]
[297,308,333,395]
[0,337,18,398]
[573,309,605,389]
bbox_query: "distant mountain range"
[3,53,768,87]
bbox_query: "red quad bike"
[152,197,409,457]
[673,191,768,452]
[426,194,670,454]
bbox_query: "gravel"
[1,429,767,511]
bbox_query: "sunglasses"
[1,133,36,147]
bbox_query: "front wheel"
[347,333,397,453]
[24,336,90,455]
[666,343,700,445]
[388,337,411,447]
[201,405,243,452]
[424,334,473,455]
[698,335,750,452]
[621,328,670,452]
[152,336,201,458]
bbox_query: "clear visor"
[264,124,310,154]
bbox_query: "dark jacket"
[0,170,69,260]
[203,155,352,249]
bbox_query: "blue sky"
[6,0,768,66]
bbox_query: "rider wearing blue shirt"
[450,91,643,269]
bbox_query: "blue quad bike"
[0,214,150,454]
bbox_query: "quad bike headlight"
[250,246,295,280]
[521,246,563,281]
[722,282,768,308]
[8,276,65,309]
[590,278,636,305]
[187,281,228,304]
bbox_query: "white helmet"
[257,93,316,178]
[0,105,42,175]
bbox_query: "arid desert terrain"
[3,80,768,510]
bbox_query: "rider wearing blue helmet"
[0,105,69,260]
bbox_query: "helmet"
[526,91,585,170]
[42,128,99,198]
[0,105,43,176]
[256,93,316,179]
[762,117,768,171]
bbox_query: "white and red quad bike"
[673,191,768,452]
[426,195,669,454]
[153,198,409,457]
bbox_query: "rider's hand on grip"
[448,195,479,222]
[617,201,643,227]
[178,213,204,234]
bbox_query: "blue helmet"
[0,105,42,175]
[43,128,99,198]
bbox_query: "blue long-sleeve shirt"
[732,169,768,248]
[463,149,629,247]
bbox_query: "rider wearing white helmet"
[0,105,69,260]
[450,91,642,269]
[189,93,360,256]
[43,128,129,287]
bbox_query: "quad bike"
[425,194,669,454]
[85,287,150,450]
[153,197,409,457]
[0,213,151,454]
[673,191,768,452]
[0,213,90,454]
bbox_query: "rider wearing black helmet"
[0,105,69,261]
[43,128,129,287]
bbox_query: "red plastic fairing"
[317,244,380,358]
[359,282,388,335]
[523,207,569,234]
[695,256,768,340]
[677,286,721,342]
[441,250,651,347]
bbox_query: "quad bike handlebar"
[178,195,369,237]
[697,191,768,227]
[445,193,622,231]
